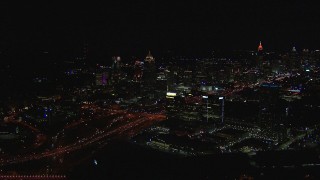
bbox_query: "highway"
[0,105,166,166]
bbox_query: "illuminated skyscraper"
[145,50,155,63]
[143,51,157,98]
[288,46,299,69]
[258,41,263,52]
[257,41,265,69]
[111,56,122,84]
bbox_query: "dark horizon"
[1,1,320,60]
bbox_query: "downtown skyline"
[1,1,320,179]
[0,1,320,58]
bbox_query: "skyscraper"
[142,51,157,98]
[257,41,266,71]
[111,56,122,84]
[134,60,143,82]
[96,72,108,86]
[258,41,263,52]
[145,50,155,63]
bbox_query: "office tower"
[257,41,264,67]
[96,72,108,86]
[258,41,263,52]
[134,60,143,82]
[111,56,122,84]
[142,51,157,98]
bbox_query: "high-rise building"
[96,72,108,86]
[111,56,122,84]
[257,41,271,75]
[258,41,263,52]
[165,66,178,92]
[256,41,264,69]
[142,51,157,98]
[134,60,143,82]
[258,83,282,141]
[145,50,155,63]
[288,46,300,70]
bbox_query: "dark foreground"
[67,141,320,180]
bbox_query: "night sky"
[1,1,320,59]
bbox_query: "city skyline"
[1,1,320,58]
[1,1,320,179]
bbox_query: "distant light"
[202,96,208,99]
[219,97,224,100]
[306,69,310,72]
[292,47,297,52]
[93,159,98,165]
[166,92,177,97]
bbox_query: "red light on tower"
[258,41,263,51]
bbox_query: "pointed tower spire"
[258,41,263,51]
[145,50,155,63]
